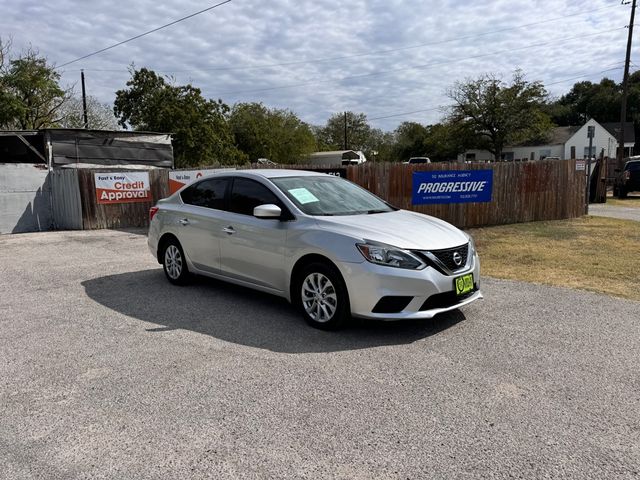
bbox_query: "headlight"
[465,233,476,256]
[356,243,426,270]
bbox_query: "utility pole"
[81,70,89,129]
[343,112,348,150]
[618,0,636,170]
[586,126,595,214]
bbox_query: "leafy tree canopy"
[0,40,68,129]
[316,111,375,155]
[448,70,553,160]
[114,67,246,167]
[229,102,316,164]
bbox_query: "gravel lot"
[1,229,639,479]
[590,198,640,222]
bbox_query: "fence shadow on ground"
[82,269,466,354]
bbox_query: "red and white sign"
[95,172,151,204]
[168,168,235,195]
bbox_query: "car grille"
[420,286,478,311]
[422,243,469,273]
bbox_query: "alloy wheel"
[301,272,337,323]
[164,245,183,280]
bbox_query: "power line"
[368,107,447,121]
[64,3,619,74]
[366,66,626,123]
[56,0,232,69]
[216,27,626,97]
[545,66,625,86]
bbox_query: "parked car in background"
[148,170,482,329]
[614,158,640,198]
[613,157,640,198]
[403,157,431,165]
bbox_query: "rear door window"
[180,178,229,210]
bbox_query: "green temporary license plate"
[454,273,474,296]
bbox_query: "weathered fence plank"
[77,169,169,230]
[335,160,584,228]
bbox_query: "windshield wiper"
[366,209,389,214]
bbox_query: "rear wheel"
[619,187,628,199]
[294,262,349,330]
[162,238,190,285]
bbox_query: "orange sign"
[168,168,235,195]
[95,172,151,204]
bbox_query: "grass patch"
[468,216,640,301]
[605,195,640,208]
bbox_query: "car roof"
[203,169,333,180]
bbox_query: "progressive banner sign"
[412,169,493,205]
[95,172,151,204]
[168,168,235,194]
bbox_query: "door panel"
[174,178,229,273]
[218,177,289,291]
[218,211,288,291]
[177,206,224,273]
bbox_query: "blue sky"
[0,0,636,131]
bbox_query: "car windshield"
[271,176,395,216]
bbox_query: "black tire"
[161,238,190,285]
[619,187,628,199]
[293,262,350,330]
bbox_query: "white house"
[460,119,623,162]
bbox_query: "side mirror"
[254,204,282,219]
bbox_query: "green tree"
[316,111,375,154]
[114,67,246,167]
[365,127,395,162]
[549,78,621,126]
[423,122,471,162]
[392,122,430,161]
[229,102,316,164]
[448,70,552,160]
[0,41,68,129]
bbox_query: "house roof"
[511,126,581,147]
[601,122,635,144]
[547,126,582,145]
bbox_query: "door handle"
[179,218,190,226]
[222,226,235,235]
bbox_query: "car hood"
[314,210,468,250]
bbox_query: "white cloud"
[0,0,635,130]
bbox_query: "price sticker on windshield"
[289,188,319,204]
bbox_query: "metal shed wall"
[51,169,83,230]
[48,130,173,168]
[0,164,52,234]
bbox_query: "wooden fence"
[63,160,585,231]
[77,169,168,230]
[340,160,585,228]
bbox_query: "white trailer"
[307,150,367,166]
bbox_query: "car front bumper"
[338,253,482,320]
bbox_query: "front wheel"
[162,239,190,285]
[295,262,349,330]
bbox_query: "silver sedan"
[148,170,482,329]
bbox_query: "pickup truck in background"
[614,158,640,198]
